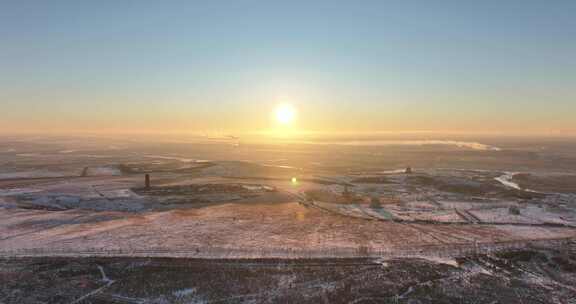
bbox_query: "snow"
[84,166,122,176]
[0,188,44,196]
[173,288,197,298]
[261,164,298,169]
[100,189,138,199]
[97,265,113,284]
[10,193,147,212]
[419,256,459,267]
[495,172,541,193]
[16,153,41,157]
[386,207,467,223]
[0,171,70,179]
[1,201,573,259]
[374,258,389,267]
[299,140,501,151]
[521,205,573,225]
[467,206,573,226]
[495,172,522,190]
[144,155,195,163]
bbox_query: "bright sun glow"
[275,104,296,125]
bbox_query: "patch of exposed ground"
[1,245,575,304]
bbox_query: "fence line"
[1,237,573,260]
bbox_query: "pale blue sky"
[1,1,575,134]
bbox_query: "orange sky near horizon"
[1,2,575,137]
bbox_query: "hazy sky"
[1,1,575,136]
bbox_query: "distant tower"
[343,184,352,201]
[145,174,151,188]
[405,166,413,174]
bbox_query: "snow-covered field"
[2,197,574,259]
[0,137,575,260]
[84,166,122,176]
[0,171,73,179]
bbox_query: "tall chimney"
[145,174,150,188]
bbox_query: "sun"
[275,104,296,125]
